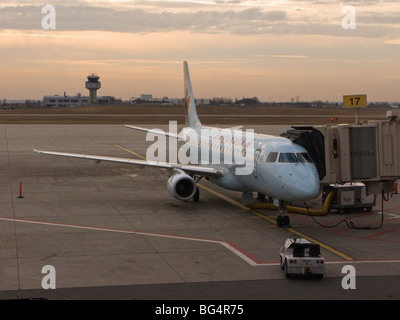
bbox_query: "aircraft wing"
[33,149,223,177]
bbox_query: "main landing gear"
[193,187,200,202]
[192,175,203,202]
[243,193,291,228]
[276,200,291,227]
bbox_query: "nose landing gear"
[276,200,291,227]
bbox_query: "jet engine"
[167,172,197,201]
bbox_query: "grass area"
[0,104,388,125]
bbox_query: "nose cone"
[273,164,321,202]
[291,171,320,201]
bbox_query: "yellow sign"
[343,95,367,108]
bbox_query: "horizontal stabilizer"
[124,125,183,140]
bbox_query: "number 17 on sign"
[343,94,367,124]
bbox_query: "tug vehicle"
[279,236,325,278]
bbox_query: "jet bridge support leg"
[276,200,290,227]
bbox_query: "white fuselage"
[180,125,320,202]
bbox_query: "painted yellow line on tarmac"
[115,145,354,261]
[115,144,147,160]
[197,184,276,225]
[286,227,353,261]
[198,184,354,261]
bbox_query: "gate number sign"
[343,95,367,108]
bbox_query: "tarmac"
[1,124,400,300]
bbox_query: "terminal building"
[43,93,89,108]
[43,94,114,108]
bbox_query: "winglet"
[184,61,202,128]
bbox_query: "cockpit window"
[269,152,314,164]
[266,152,278,163]
[277,152,314,164]
[278,153,298,163]
[297,153,313,163]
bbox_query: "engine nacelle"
[167,172,197,201]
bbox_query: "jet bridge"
[282,110,400,196]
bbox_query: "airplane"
[34,61,320,227]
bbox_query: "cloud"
[269,55,307,59]
[0,4,290,35]
[1,1,399,39]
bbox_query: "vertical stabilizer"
[184,61,202,128]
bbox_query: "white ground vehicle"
[279,236,325,278]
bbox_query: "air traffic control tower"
[85,74,101,104]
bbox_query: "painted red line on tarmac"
[381,205,400,212]
[2,217,400,267]
[224,241,265,265]
[364,225,400,240]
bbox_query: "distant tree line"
[1,99,42,109]
[209,97,260,106]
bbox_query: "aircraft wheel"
[283,215,290,226]
[193,187,200,202]
[276,215,283,227]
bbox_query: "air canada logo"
[145,121,255,175]
[185,89,190,115]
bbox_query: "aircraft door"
[253,149,262,178]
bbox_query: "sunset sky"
[1,0,400,102]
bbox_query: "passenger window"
[266,152,278,163]
[278,153,297,163]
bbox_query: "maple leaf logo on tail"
[183,61,202,128]
[185,89,190,116]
